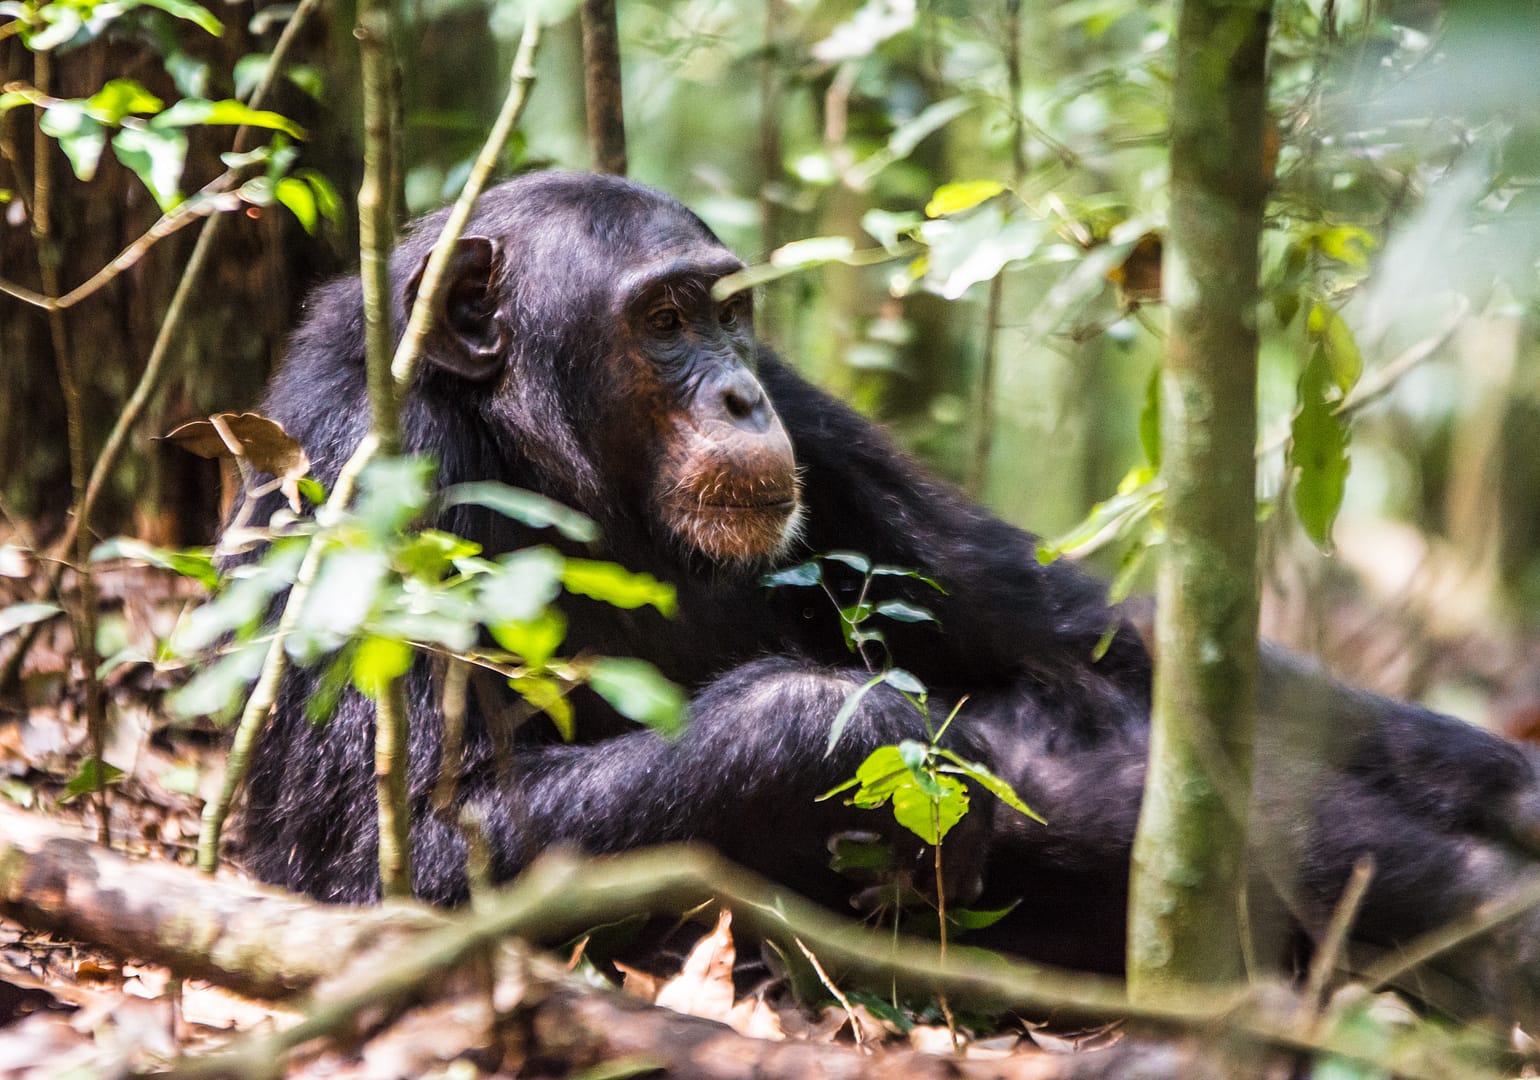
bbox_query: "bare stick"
[1303,856,1373,1009]
[580,0,627,175]
[196,9,544,877]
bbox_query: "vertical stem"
[375,676,413,899]
[358,0,401,456]
[580,0,627,176]
[1127,0,1272,993]
[33,48,109,843]
[966,0,1026,500]
[357,0,409,899]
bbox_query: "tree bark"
[580,0,628,176]
[1127,0,1274,993]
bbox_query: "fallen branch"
[0,805,1516,1080]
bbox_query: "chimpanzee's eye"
[648,306,682,336]
[719,297,748,329]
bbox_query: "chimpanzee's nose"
[707,367,772,433]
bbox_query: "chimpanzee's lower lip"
[703,498,797,513]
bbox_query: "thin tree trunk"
[580,0,627,176]
[1127,0,1273,993]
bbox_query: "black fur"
[237,172,1540,1008]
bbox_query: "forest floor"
[3,537,1540,1078]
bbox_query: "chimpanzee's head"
[390,172,803,567]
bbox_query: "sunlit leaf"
[440,481,597,542]
[86,79,163,123]
[139,0,222,35]
[275,175,317,233]
[90,538,219,589]
[938,749,1044,822]
[39,104,106,181]
[925,180,1005,218]
[112,124,188,211]
[892,774,967,844]
[1289,345,1351,551]
[882,667,925,695]
[0,602,61,638]
[822,551,871,574]
[510,673,575,740]
[395,530,481,581]
[588,658,686,737]
[1307,302,1363,395]
[770,236,855,269]
[490,608,567,669]
[351,636,413,700]
[153,98,302,138]
[561,559,676,616]
[479,546,564,623]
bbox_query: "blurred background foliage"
[4,0,1540,721]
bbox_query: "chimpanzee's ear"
[404,235,507,381]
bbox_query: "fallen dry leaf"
[655,908,735,1022]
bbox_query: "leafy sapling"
[764,552,1041,947]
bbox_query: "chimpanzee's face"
[411,175,803,567]
[609,243,803,565]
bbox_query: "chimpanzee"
[237,171,1540,1010]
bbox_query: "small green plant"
[113,451,686,741]
[765,551,1041,933]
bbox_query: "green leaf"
[882,667,925,695]
[925,180,1005,218]
[275,175,317,233]
[440,481,597,542]
[1312,224,1376,269]
[822,551,871,574]
[762,560,821,588]
[490,608,567,669]
[352,456,433,535]
[826,674,884,754]
[826,833,894,874]
[1036,476,1161,563]
[394,529,481,581]
[938,749,1045,822]
[892,774,968,844]
[139,0,223,35]
[153,98,302,138]
[1139,365,1161,469]
[1290,345,1351,551]
[87,79,164,123]
[295,169,341,224]
[290,547,389,663]
[39,104,106,181]
[947,900,1021,931]
[770,235,855,269]
[0,602,61,638]
[168,640,269,721]
[869,565,945,592]
[588,658,686,737]
[1307,302,1363,395]
[61,758,125,802]
[480,546,564,623]
[510,674,575,740]
[561,559,676,616]
[351,636,413,700]
[874,600,936,626]
[111,124,188,211]
[91,538,219,589]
